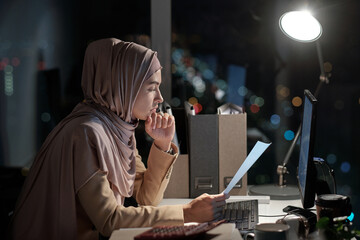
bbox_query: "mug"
[254,223,290,240]
[316,194,352,221]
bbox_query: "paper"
[223,141,271,195]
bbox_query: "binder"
[188,114,219,198]
[218,113,247,195]
[163,154,189,198]
[164,107,247,198]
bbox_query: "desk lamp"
[249,10,329,199]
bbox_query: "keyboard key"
[223,200,258,230]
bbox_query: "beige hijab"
[80,38,161,200]
[10,38,162,239]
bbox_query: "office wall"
[0,0,151,166]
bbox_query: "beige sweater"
[76,143,184,240]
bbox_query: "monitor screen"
[298,89,318,209]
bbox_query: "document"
[223,141,271,195]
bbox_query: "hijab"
[10,38,162,239]
[80,38,162,199]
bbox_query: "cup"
[315,194,351,221]
[253,223,290,240]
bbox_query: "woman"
[9,38,226,240]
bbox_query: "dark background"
[0,0,359,234]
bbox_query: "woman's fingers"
[150,112,174,129]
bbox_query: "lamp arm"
[281,40,329,167]
[316,41,326,80]
[315,41,329,97]
[282,125,301,167]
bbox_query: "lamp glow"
[279,11,322,42]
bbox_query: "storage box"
[163,154,189,198]
[218,114,247,196]
[164,112,247,198]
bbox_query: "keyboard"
[134,220,224,240]
[222,199,258,230]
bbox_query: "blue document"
[223,141,271,195]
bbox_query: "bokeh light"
[41,112,51,122]
[194,91,204,98]
[292,96,302,107]
[192,76,206,93]
[171,97,181,107]
[215,89,225,101]
[281,100,291,108]
[276,84,290,100]
[281,101,293,116]
[215,79,227,91]
[172,49,183,64]
[203,69,214,80]
[279,87,290,97]
[340,161,351,173]
[270,114,281,125]
[326,154,337,164]
[237,86,248,97]
[186,67,195,80]
[255,97,265,107]
[249,95,257,105]
[250,104,260,113]
[284,106,294,117]
[284,130,295,141]
[188,97,198,105]
[193,103,203,114]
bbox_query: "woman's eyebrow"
[147,80,160,86]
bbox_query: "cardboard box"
[218,113,247,195]
[164,113,247,198]
[163,154,189,198]
[188,114,219,197]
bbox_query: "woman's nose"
[156,89,164,103]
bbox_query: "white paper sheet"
[223,141,271,195]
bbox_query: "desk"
[110,196,303,240]
[110,223,242,240]
[158,196,303,224]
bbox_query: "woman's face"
[132,70,164,120]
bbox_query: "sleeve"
[77,171,184,237]
[132,142,179,206]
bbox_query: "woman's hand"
[145,112,175,152]
[182,193,228,223]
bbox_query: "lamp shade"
[279,11,322,42]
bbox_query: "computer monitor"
[297,89,318,209]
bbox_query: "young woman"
[9,38,226,240]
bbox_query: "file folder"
[188,114,219,197]
[218,113,247,195]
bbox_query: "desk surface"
[110,196,303,240]
[158,196,303,224]
[110,223,242,240]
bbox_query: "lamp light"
[249,10,330,200]
[279,11,322,43]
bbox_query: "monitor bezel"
[297,89,318,209]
